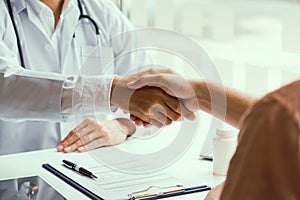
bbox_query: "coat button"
[44,43,53,52]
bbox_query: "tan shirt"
[221,80,300,200]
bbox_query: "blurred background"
[112,0,300,98]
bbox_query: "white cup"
[213,129,238,176]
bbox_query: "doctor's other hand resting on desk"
[57,118,136,153]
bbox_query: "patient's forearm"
[192,80,256,128]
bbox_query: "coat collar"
[9,0,26,14]
[9,0,76,14]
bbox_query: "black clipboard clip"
[128,184,211,200]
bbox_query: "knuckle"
[74,130,80,138]
[165,119,172,126]
[91,140,100,148]
[84,118,92,124]
[81,136,89,144]
[149,69,154,74]
[90,119,97,126]
[74,130,81,138]
[81,127,87,133]
[166,69,173,74]
[102,130,109,138]
[173,114,181,121]
[186,112,194,118]
[76,140,83,146]
[166,109,180,120]
[83,144,92,151]
[157,75,166,84]
[69,129,77,136]
[140,76,145,81]
[172,102,181,112]
[156,74,163,82]
[69,145,76,151]
[156,123,163,128]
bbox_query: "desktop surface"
[0,116,225,199]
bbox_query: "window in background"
[121,0,300,98]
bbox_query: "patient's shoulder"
[241,80,300,132]
[264,80,300,122]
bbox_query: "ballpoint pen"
[201,156,213,161]
[42,163,103,200]
[62,160,98,179]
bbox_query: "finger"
[133,68,175,79]
[129,115,144,126]
[59,123,95,148]
[65,130,106,153]
[160,101,181,122]
[127,75,167,89]
[149,107,173,126]
[61,125,94,146]
[157,114,172,126]
[180,101,196,120]
[80,131,103,146]
[57,127,84,152]
[58,118,91,145]
[163,97,182,117]
[58,124,86,148]
[130,111,151,125]
[149,118,164,128]
[134,119,144,126]
[143,122,152,128]
[183,97,199,112]
[63,139,83,153]
[130,115,137,121]
[77,138,111,152]
[145,68,175,74]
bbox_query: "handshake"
[110,69,201,128]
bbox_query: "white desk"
[0,114,225,200]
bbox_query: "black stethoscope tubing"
[6,0,99,69]
[6,0,25,68]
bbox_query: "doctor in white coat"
[0,0,184,155]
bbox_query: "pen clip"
[128,185,184,200]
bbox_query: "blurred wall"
[120,0,300,97]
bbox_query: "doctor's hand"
[111,71,195,128]
[56,118,136,153]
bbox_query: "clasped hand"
[111,69,196,128]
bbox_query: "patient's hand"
[204,182,225,200]
[56,118,136,153]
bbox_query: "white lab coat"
[0,0,150,155]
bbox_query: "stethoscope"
[6,0,101,69]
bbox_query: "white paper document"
[76,154,180,200]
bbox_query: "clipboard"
[42,163,210,200]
